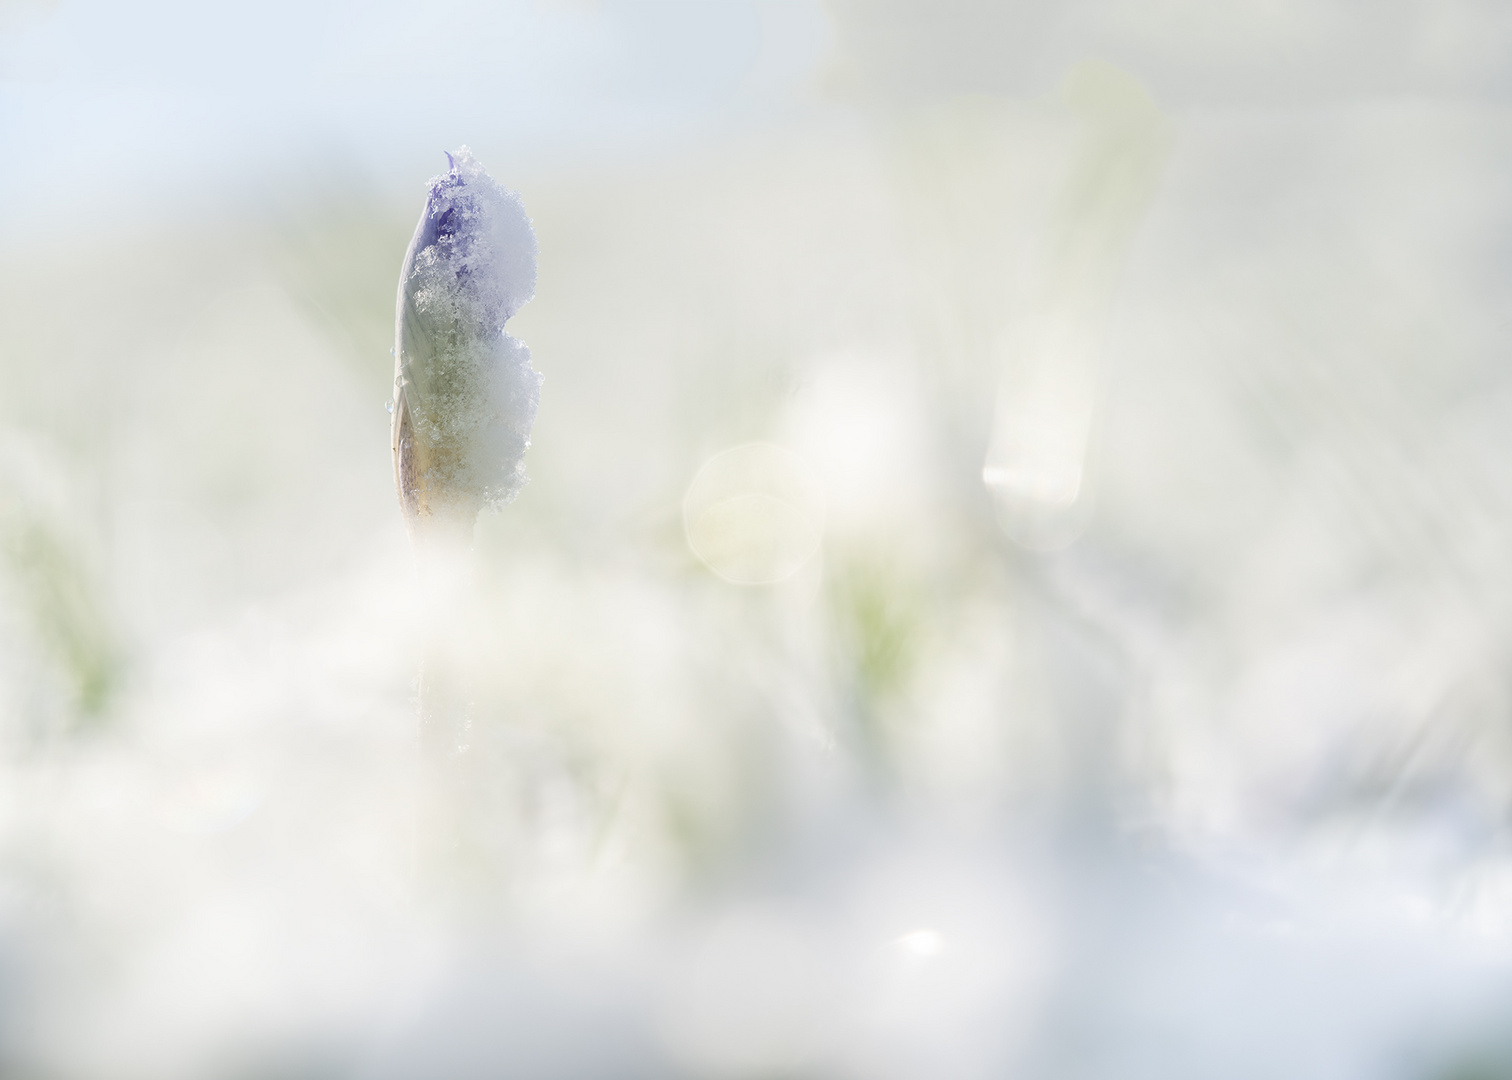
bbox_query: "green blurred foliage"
[2,513,120,725]
[266,195,414,386]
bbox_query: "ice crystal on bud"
[392,146,541,535]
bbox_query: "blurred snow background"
[5,1,1512,1077]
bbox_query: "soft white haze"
[3,2,1512,1079]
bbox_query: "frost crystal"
[392,146,541,531]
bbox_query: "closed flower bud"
[391,146,541,538]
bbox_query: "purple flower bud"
[391,146,541,536]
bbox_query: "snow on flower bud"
[391,146,541,537]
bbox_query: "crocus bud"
[391,146,541,539]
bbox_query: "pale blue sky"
[0,0,834,240]
[5,0,1510,244]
